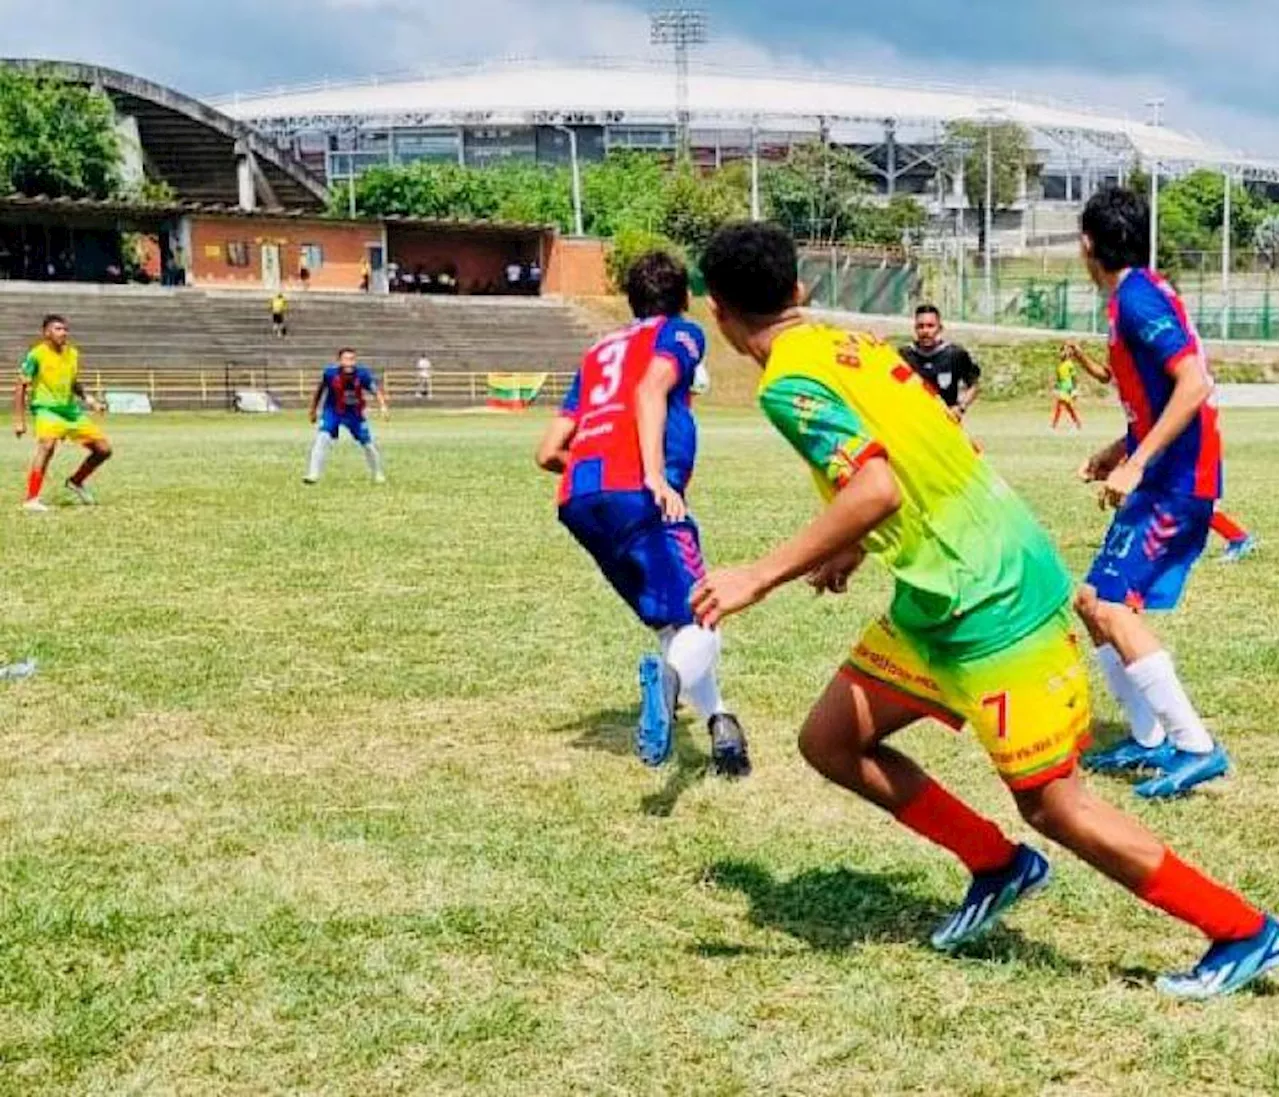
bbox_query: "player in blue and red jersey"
[1070,187,1229,798]
[535,251,750,777]
[304,347,388,484]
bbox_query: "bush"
[606,228,686,292]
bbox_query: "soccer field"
[2,405,1276,1095]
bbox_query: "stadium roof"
[219,58,1277,179]
[3,59,329,208]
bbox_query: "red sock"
[894,779,1016,875]
[1067,404,1082,427]
[25,468,44,501]
[1138,850,1265,941]
[1209,510,1248,543]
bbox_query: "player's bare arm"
[635,356,685,522]
[807,544,866,595]
[375,386,390,419]
[535,414,577,474]
[1102,357,1211,506]
[1078,436,1128,484]
[307,379,325,424]
[13,376,28,436]
[692,457,900,627]
[72,379,103,414]
[1065,340,1112,384]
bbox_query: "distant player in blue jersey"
[535,251,750,777]
[304,347,388,484]
[1071,187,1228,798]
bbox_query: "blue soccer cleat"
[636,653,678,768]
[931,844,1051,952]
[1220,534,1257,564]
[1156,915,1279,999]
[1082,737,1175,774]
[1134,743,1229,799]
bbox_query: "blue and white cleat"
[1082,737,1175,774]
[931,844,1051,952]
[636,653,678,768]
[1220,534,1257,563]
[1156,915,1279,999]
[1134,744,1229,799]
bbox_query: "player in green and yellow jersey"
[13,314,112,512]
[1051,351,1082,430]
[690,221,1276,998]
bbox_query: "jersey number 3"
[589,340,627,407]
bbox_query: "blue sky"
[2,0,1276,154]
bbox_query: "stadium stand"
[0,286,594,408]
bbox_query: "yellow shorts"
[34,408,105,445]
[843,606,1092,790]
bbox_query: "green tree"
[0,66,121,198]
[606,227,685,291]
[658,162,748,252]
[943,120,1030,210]
[580,150,667,238]
[762,140,874,243]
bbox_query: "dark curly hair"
[700,221,798,317]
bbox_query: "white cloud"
[1,0,1274,156]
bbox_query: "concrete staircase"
[0,284,595,376]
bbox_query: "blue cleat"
[1220,534,1257,564]
[1082,737,1175,774]
[636,653,678,768]
[1134,744,1229,799]
[931,844,1051,952]
[1157,915,1279,999]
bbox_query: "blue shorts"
[558,490,705,630]
[1084,489,1213,611]
[320,409,372,445]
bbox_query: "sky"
[2,0,1276,156]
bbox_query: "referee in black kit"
[899,303,980,422]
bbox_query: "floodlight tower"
[650,8,708,160]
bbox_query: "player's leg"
[1065,400,1082,428]
[806,627,1043,950]
[1075,492,1224,794]
[350,416,386,483]
[23,432,58,511]
[1051,399,1063,428]
[648,512,751,776]
[1012,771,1275,997]
[65,421,111,504]
[304,413,339,483]
[1210,509,1256,562]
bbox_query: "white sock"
[362,442,384,478]
[1096,643,1165,748]
[1125,650,1214,754]
[663,624,728,721]
[307,433,333,480]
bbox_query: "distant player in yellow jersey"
[690,221,1275,998]
[13,314,112,512]
[1050,349,1082,430]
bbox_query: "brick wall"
[187,215,377,290]
[386,227,541,294]
[543,236,609,296]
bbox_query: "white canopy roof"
[219,59,1275,175]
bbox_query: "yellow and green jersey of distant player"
[20,341,82,415]
[758,322,1071,661]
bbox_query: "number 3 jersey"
[759,323,1071,661]
[558,315,706,505]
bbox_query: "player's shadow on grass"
[696,859,1075,970]
[559,707,709,816]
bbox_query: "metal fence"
[915,250,1278,340]
[82,366,578,411]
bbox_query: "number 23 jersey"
[759,323,1071,660]
[558,316,706,504]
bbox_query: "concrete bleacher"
[0,284,595,407]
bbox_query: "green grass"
[1,405,1276,1096]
